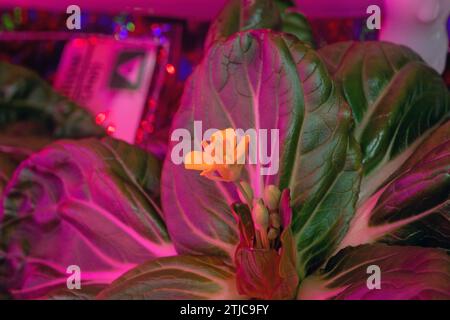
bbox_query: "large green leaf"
[290,137,361,280]
[0,61,104,194]
[205,0,314,49]
[273,0,315,46]
[97,255,240,299]
[338,120,450,250]
[162,30,360,280]
[318,42,450,182]
[297,244,450,300]
[0,138,175,298]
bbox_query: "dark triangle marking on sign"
[109,50,147,90]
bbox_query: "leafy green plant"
[97,30,449,300]
[0,0,449,300]
[206,0,315,49]
[318,42,449,200]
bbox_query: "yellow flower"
[184,128,250,182]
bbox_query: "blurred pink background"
[1,0,383,20]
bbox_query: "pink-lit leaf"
[44,285,107,300]
[0,138,175,299]
[235,246,297,300]
[339,120,450,250]
[297,244,450,300]
[206,0,279,49]
[0,129,53,196]
[97,255,240,300]
[234,226,298,300]
[274,0,315,47]
[392,118,450,176]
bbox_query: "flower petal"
[184,151,213,170]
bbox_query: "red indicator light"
[166,64,176,75]
[95,112,106,125]
[106,125,116,135]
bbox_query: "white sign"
[55,37,158,143]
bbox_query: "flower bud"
[251,199,269,231]
[263,185,281,211]
[269,213,281,229]
[237,181,253,204]
[267,228,279,241]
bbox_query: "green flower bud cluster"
[250,184,283,249]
